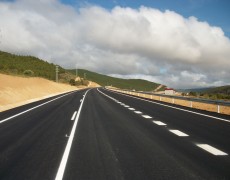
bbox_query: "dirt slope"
[0,74,78,112]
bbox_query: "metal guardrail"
[107,87,230,114]
[143,92,230,107]
[116,88,230,106]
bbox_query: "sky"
[0,0,230,89]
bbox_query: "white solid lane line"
[0,91,77,124]
[71,111,77,120]
[196,144,228,156]
[142,115,152,119]
[134,111,142,114]
[169,130,189,137]
[152,121,167,126]
[55,89,90,180]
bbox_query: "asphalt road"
[0,88,229,180]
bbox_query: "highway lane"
[0,87,230,179]
[102,88,230,153]
[0,89,88,180]
[62,88,229,179]
[99,88,230,178]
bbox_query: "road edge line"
[0,90,78,124]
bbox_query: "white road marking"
[134,111,142,114]
[124,105,130,108]
[142,115,152,119]
[169,130,189,137]
[196,144,228,156]
[0,91,77,124]
[55,89,90,180]
[106,89,230,123]
[152,121,167,126]
[71,111,77,120]
[128,108,135,110]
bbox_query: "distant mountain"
[68,69,165,91]
[204,86,230,95]
[178,86,230,95]
[178,87,214,93]
[0,50,164,91]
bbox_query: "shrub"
[189,92,197,96]
[23,70,34,76]
[69,79,76,86]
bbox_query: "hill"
[0,51,66,80]
[0,50,164,91]
[179,86,230,95]
[178,87,213,93]
[68,69,164,91]
[204,85,230,95]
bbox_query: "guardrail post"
[190,101,193,108]
[172,98,175,104]
[160,97,162,101]
[151,95,153,99]
[217,105,220,113]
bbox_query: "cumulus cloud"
[0,0,230,88]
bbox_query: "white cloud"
[0,0,230,88]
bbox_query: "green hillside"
[0,50,164,91]
[68,69,164,91]
[0,50,65,80]
[180,85,230,100]
[204,86,230,95]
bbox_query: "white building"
[165,88,175,95]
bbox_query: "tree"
[189,91,197,96]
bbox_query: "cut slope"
[0,74,77,112]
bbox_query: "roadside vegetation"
[68,69,164,91]
[182,86,230,101]
[0,51,66,80]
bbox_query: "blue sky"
[61,0,230,38]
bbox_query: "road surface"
[0,88,229,179]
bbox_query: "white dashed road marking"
[128,108,135,110]
[169,130,189,137]
[134,111,142,114]
[153,121,167,126]
[142,115,152,119]
[71,111,77,120]
[196,144,228,156]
